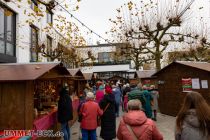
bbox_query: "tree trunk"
[155,53,161,70]
[136,64,140,70]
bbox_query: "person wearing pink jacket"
[96,85,105,103]
[117,99,163,140]
[80,92,103,140]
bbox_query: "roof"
[177,61,210,72]
[76,43,126,48]
[0,62,70,81]
[135,70,156,78]
[83,73,93,80]
[108,75,127,80]
[81,64,130,73]
[153,61,210,76]
[68,68,81,76]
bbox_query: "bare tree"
[168,38,210,63]
[108,0,203,70]
[119,42,154,70]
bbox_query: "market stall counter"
[0,62,71,140]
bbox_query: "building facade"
[0,0,66,63]
[77,43,136,81]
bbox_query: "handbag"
[78,102,85,122]
[97,103,110,126]
[78,114,83,122]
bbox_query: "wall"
[76,45,116,63]
[0,81,34,130]
[1,0,65,63]
[156,63,210,116]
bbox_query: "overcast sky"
[73,0,127,44]
[72,0,210,45]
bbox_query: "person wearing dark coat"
[58,87,73,140]
[99,86,116,140]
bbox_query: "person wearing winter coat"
[117,99,163,140]
[128,83,146,112]
[150,85,159,121]
[112,84,122,117]
[80,92,103,140]
[175,91,210,140]
[57,86,73,140]
[142,85,153,118]
[95,85,105,103]
[99,85,116,140]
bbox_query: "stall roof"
[68,68,84,79]
[135,70,156,78]
[0,62,70,81]
[153,61,210,76]
[83,73,93,80]
[68,68,81,76]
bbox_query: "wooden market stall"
[67,69,86,123]
[0,62,70,139]
[152,61,210,116]
[134,70,157,87]
[68,68,85,96]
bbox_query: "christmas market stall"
[68,68,85,96]
[134,70,157,87]
[67,68,85,123]
[152,61,210,116]
[0,62,70,139]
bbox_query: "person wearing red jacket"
[80,92,103,140]
[117,99,163,140]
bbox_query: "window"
[0,6,16,56]
[30,25,38,62]
[46,9,53,24]
[47,36,52,62]
[31,0,38,12]
[98,52,114,63]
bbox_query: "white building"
[0,0,67,63]
[76,43,136,80]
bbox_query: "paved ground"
[71,110,176,140]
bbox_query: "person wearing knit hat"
[80,91,103,140]
[99,85,116,139]
[105,85,112,94]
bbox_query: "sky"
[71,0,210,45]
[73,0,128,44]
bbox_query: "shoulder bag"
[125,121,138,140]
[97,103,110,126]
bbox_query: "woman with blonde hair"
[175,91,210,140]
[117,99,163,140]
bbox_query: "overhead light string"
[54,0,113,44]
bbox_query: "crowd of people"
[57,81,210,140]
